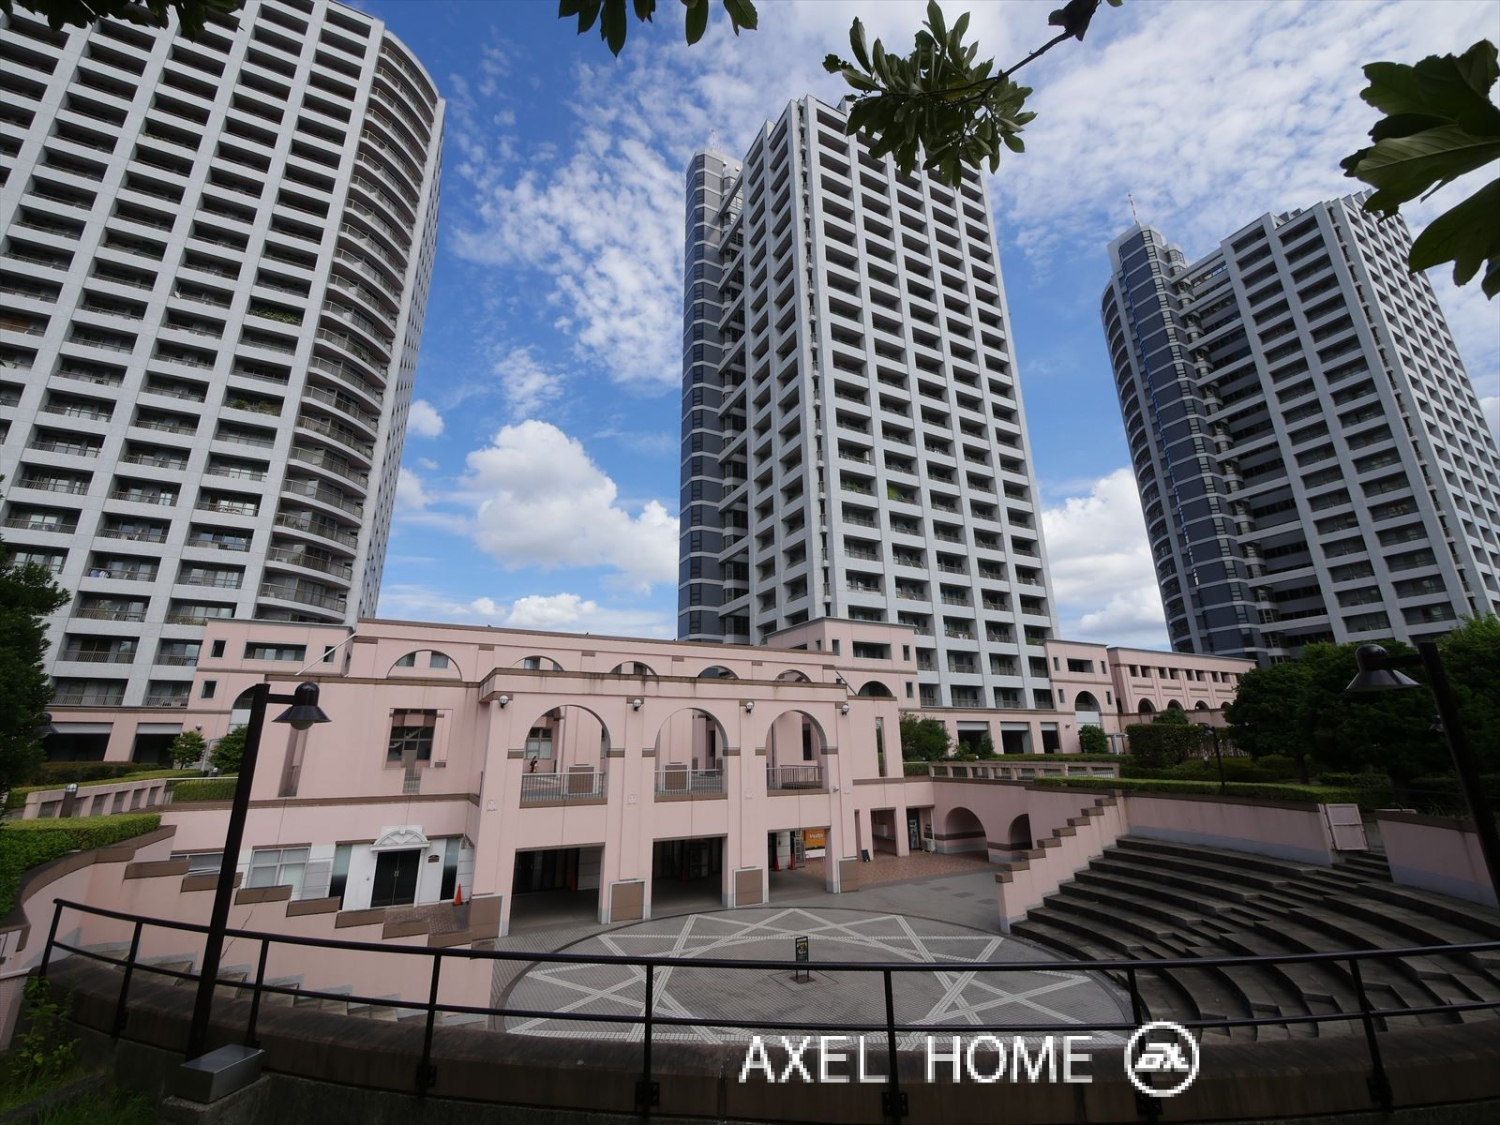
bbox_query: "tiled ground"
[489,855,1128,1045]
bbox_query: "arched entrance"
[939,806,987,854]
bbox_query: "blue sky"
[360,0,1500,649]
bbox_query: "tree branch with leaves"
[1342,39,1500,298]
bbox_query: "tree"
[1341,39,1500,298]
[209,725,247,773]
[898,712,952,761]
[1152,708,1191,726]
[1224,660,1313,782]
[0,487,70,804]
[976,733,996,759]
[559,0,1120,189]
[1438,614,1500,772]
[169,728,208,770]
[1077,724,1108,755]
[1125,721,1200,768]
[0,0,240,38]
[558,0,757,56]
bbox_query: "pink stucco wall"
[1377,812,1497,908]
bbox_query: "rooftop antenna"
[1128,192,1141,226]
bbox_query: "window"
[428,653,449,669]
[387,709,436,763]
[245,643,306,661]
[524,726,554,760]
[173,851,223,874]
[210,639,225,658]
[248,847,309,896]
[200,680,216,699]
[322,645,337,663]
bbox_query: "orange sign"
[802,829,826,849]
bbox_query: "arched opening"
[1166,699,1184,711]
[609,660,658,677]
[513,654,564,672]
[1137,699,1156,716]
[857,680,895,698]
[763,708,828,790]
[512,703,613,930]
[775,669,810,682]
[939,806,987,854]
[388,649,460,677]
[1007,814,1032,851]
[1074,691,1100,713]
[1194,701,1210,711]
[696,665,738,679]
[652,706,731,910]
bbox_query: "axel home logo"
[738,1024,1201,1098]
[1124,1021,1200,1098]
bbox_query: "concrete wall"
[1377,811,1498,908]
[1124,793,1335,866]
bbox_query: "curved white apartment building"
[0,0,443,710]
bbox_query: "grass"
[37,1086,155,1125]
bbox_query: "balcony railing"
[766,764,824,791]
[654,767,725,797]
[519,767,608,806]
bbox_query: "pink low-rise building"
[30,617,1251,935]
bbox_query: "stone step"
[1100,847,1296,894]
[1113,837,1320,881]
[1053,880,1212,931]
[1355,883,1500,942]
[1086,856,1265,905]
[293,983,352,1013]
[1009,919,1232,1038]
[1071,867,1249,916]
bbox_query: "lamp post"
[184,681,329,1064]
[1345,642,1500,908]
[1202,724,1227,795]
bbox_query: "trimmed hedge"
[0,814,162,916]
[1031,776,1392,810]
[1122,758,1284,784]
[169,778,238,803]
[31,762,147,785]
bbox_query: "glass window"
[248,847,308,896]
[387,709,436,763]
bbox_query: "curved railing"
[39,898,1500,1119]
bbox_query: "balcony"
[766,764,824,792]
[519,767,608,806]
[654,766,725,798]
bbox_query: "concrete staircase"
[993,794,1126,930]
[1012,837,1500,1043]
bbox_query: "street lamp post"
[1203,725,1227,795]
[184,681,329,1065]
[1345,642,1500,908]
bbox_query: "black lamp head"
[1345,644,1420,693]
[36,712,57,739]
[273,681,331,731]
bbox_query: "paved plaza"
[490,858,1128,1046]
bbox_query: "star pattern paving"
[501,907,1123,1046]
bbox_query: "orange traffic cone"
[453,884,464,906]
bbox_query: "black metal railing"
[39,899,1500,1124]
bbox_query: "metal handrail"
[40,898,1500,1117]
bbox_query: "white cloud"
[461,420,678,592]
[493,346,566,418]
[395,467,430,511]
[1480,395,1499,442]
[408,399,445,438]
[376,585,674,638]
[1041,469,1169,649]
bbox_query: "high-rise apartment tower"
[0,0,443,708]
[1102,195,1500,661]
[678,97,1059,712]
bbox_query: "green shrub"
[1316,771,1393,789]
[1125,722,1202,768]
[0,814,161,916]
[1078,725,1109,755]
[29,762,143,785]
[1255,754,1298,778]
[169,778,238,803]
[903,761,934,776]
[5,770,181,811]
[1031,775,1392,810]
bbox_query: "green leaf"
[926,0,946,41]
[1351,124,1500,213]
[683,0,708,45]
[1407,178,1500,294]
[600,0,629,54]
[850,16,871,71]
[722,0,758,32]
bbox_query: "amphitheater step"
[1085,856,1266,905]
[1099,847,1299,894]
[1355,883,1500,942]
[293,984,352,1013]
[1112,837,1320,880]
